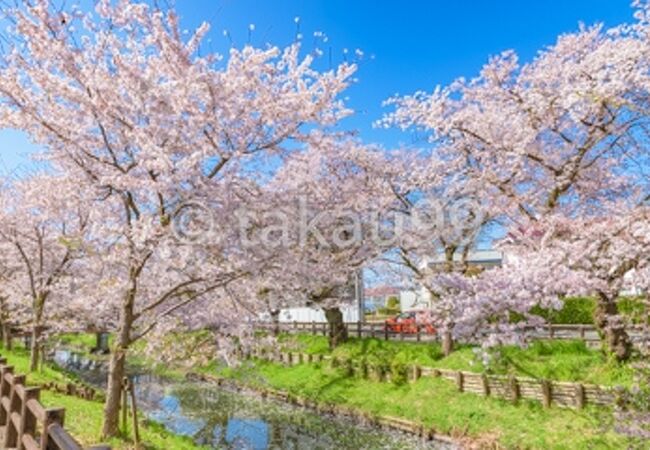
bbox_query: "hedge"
[526,296,647,325]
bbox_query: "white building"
[276,271,364,323]
[417,249,504,307]
[399,290,429,312]
[277,305,361,323]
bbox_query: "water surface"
[52,349,450,450]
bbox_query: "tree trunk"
[594,292,632,362]
[2,322,13,351]
[102,289,135,439]
[324,307,348,349]
[2,323,11,351]
[442,329,454,356]
[102,346,126,438]
[30,294,46,371]
[270,309,280,337]
[29,326,41,372]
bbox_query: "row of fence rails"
[258,321,440,343]
[256,321,647,344]
[0,355,110,450]
[257,348,624,411]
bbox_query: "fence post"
[18,386,40,450]
[357,321,362,338]
[311,321,316,335]
[40,408,65,450]
[481,374,490,397]
[509,375,520,403]
[455,371,464,392]
[370,323,375,339]
[575,383,585,409]
[121,378,129,433]
[0,365,13,426]
[541,379,552,408]
[384,323,388,341]
[410,365,421,383]
[4,373,26,449]
[293,321,297,332]
[129,381,140,446]
[579,325,585,340]
[416,325,421,342]
[548,324,555,339]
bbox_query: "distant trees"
[0,175,92,370]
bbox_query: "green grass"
[280,334,635,387]
[0,344,207,450]
[54,332,102,351]
[217,359,628,449]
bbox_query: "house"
[417,249,504,308]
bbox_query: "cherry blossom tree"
[0,250,17,350]
[379,148,497,355]
[238,137,398,348]
[0,174,91,371]
[497,201,650,359]
[382,2,650,360]
[0,0,356,437]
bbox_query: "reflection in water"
[52,349,449,450]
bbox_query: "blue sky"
[0,0,636,176]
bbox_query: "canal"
[51,349,452,450]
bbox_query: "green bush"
[386,296,400,309]
[512,296,648,325]
[509,297,595,324]
[377,307,400,316]
[618,296,648,324]
[389,360,408,385]
[535,297,596,324]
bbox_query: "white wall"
[400,290,431,311]
[278,306,360,323]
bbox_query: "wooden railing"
[0,355,109,450]
[255,321,648,346]
[251,348,625,410]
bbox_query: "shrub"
[386,296,400,310]
[618,296,648,324]
[377,307,400,316]
[389,360,408,385]
[511,296,647,325]
[509,297,595,325]
[540,297,596,324]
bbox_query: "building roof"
[365,286,401,297]
[424,249,503,266]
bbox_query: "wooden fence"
[0,355,109,450]
[256,321,648,346]
[250,348,624,410]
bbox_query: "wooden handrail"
[0,355,109,450]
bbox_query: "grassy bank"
[279,334,635,387]
[37,331,640,448]
[216,358,629,449]
[0,345,206,450]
